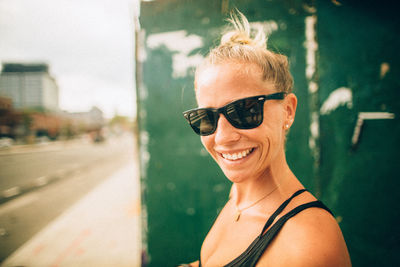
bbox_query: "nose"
[214,115,241,144]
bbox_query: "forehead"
[195,62,274,108]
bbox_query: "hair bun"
[196,9,293,94]
[219,10,266,49]
[221,31,252,46]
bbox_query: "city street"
[0,134,139,264]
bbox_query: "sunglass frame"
[183,92,286,136]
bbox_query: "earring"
[285,124,289,129]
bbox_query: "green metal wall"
[137,0,399,266]
[317,1,400,266]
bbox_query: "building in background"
[0,63,59,112]
[0,63,105,142]
[67,106,105,132]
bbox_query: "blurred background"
[1,0,399,266]
[0,0,141,266]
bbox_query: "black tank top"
[199,189,333,267]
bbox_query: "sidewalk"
[1,162,142,267]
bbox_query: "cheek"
[254,123,280,154]
[255,129,271,155]
[261,109,285,142]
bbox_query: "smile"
[221,148,255,161]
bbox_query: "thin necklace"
[234,184,280,222]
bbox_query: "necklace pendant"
[235,211,241,221]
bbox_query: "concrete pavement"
[1,162,141,267]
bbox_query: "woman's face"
[195,62,295,183]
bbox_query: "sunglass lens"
[188,109,217,135]
[226,98,263,129]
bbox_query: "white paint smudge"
[138,29,147,63]
[309,112,319,150]
[140,130,150,178]
[305,16,318,81]
[308,81,318,94]
[310,112,319,138]
[305,15,319,156]
[309,137,316,150]
[250,21,279,37]
[139,82,148,101]
[147,30,204,78]
[320,87,353,115]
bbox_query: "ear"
[283,93,297,129]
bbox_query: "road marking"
[0,227,7,236]
[2,186,21,198]
[35,176,49,187]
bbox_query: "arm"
[178,260,199,267]
[258,208,351,266]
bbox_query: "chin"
[222,170,250,184]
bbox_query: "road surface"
[0,134,137,263]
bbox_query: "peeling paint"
[331,0,342,6]
[303,4,317,14]
[147,30,204,78]
[305,15,319,151]
[138,30,147,63]
[140,131,150,179]
[308,81,318,94]
[351,112,395,147]
[310,112,320,138]
[139,83,148,101]
[320,87,353,115]
[250,21,279,37]
[380,62,390,79]
[305,13,321,196]
[309,112,319,150]
[305,16,318,81]
[308,138,315,150]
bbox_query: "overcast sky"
[0,0,139,118]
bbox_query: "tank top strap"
[259,188,308,235]
[236,200,333,266]
[259,201,334,253]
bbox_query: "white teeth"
[221,149,253,161]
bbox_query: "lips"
[220,148,255,161]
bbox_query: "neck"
[231,150,296,207]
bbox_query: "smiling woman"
[181,10,351,267]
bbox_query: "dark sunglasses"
[183,92,286,136]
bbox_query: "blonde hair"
[196,10,293,93]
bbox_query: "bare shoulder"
[258,207,351,266]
